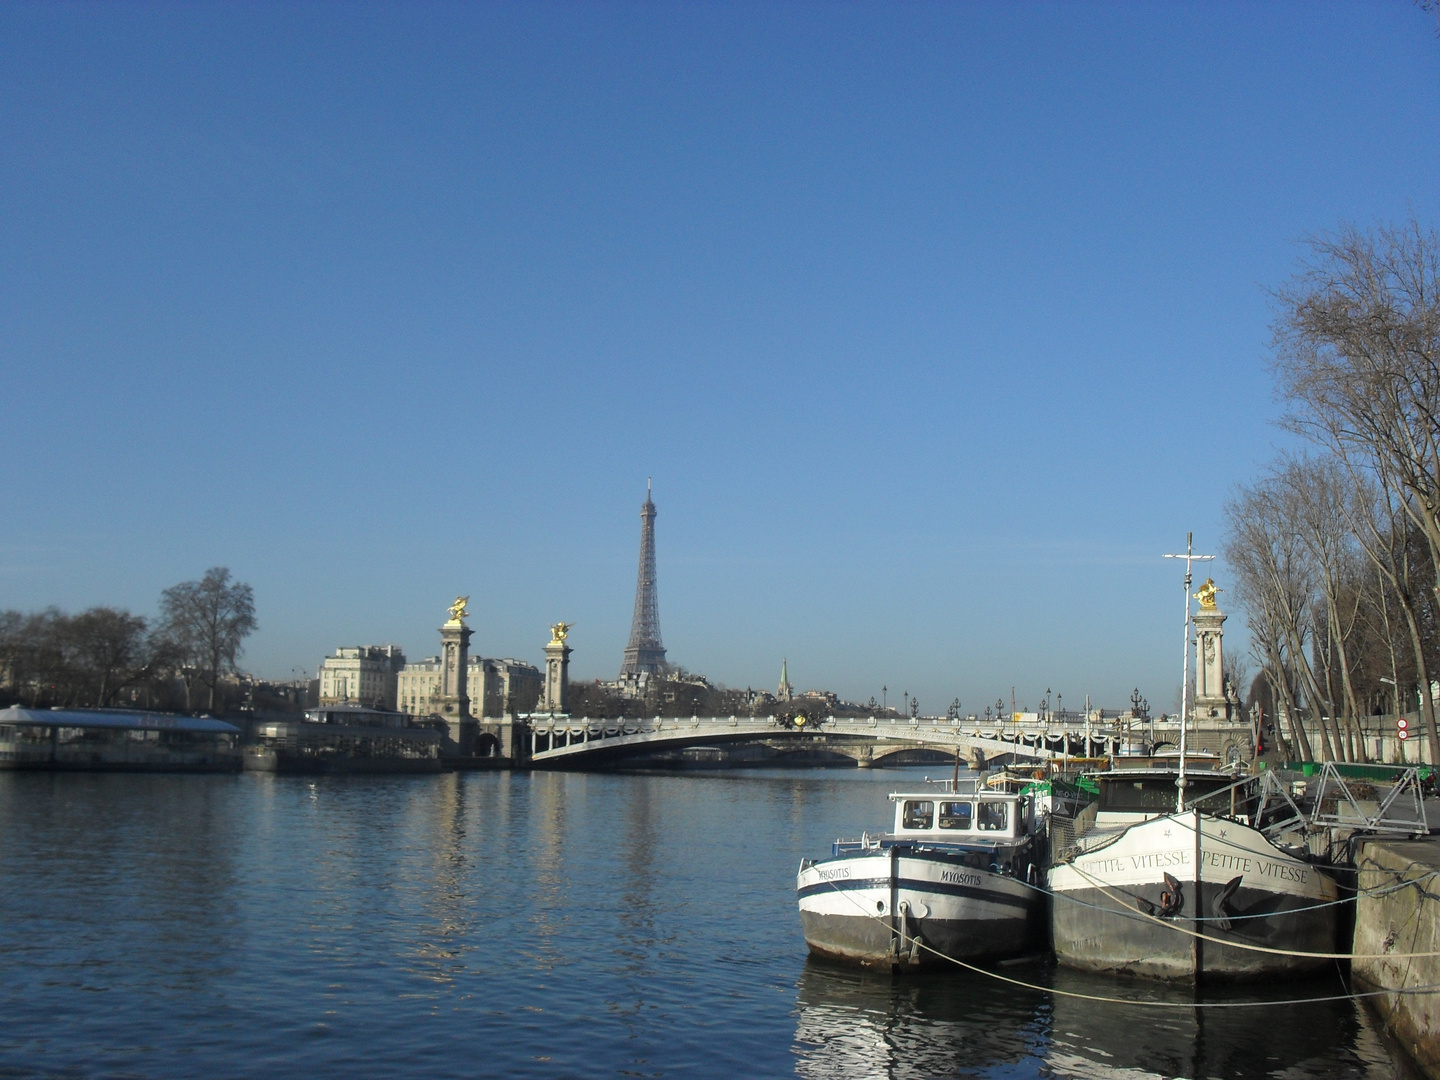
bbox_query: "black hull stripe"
[797,876,1033,910]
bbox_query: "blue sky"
[3,2,1438,713]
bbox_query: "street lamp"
[1380,676,1400,714]
[1380,676,1404,718]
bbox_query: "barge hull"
[797,851,1040,967]
[1048,807,1338,981]
[800,908,1031,967]
[243,748,442,775]
[1051,881,1336,980]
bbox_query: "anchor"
[894,900,925,966]
[1137,872,1185,918]
[1210,874,1243,931]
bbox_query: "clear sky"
[3,2,1438,714]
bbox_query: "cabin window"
[902,800,934,829]
[977,802,1009,831]
[938,801,972,830]
[1098,778,1224,813]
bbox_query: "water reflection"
[794,960,1046,1079]
[0,773,243,995]
[0,768,1417,1079]
[520,770,576,975]
[794,958,1411,1080]
[1049,968,1412,1080]
[402,771,471,990]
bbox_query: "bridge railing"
[520,712,1183,760]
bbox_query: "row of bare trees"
[1223,220,1440,763]
[0,568,257,714]
[565,672,757,720]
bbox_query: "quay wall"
[1353,836,1440,1078]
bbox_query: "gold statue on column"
[447,596,470,623]
[549,621,572,644]
[1193,578,1219,610]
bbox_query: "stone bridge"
[516,714,1255,769]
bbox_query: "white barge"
[797,785,1044,968]
[1048,762,1338,981]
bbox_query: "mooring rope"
[818,877,1440,1007]
[1006,858,1432,923]
[1062,860,1440,961]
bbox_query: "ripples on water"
[0,768,1416,1078]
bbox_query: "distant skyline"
[3,3,1438,712]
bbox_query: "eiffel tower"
[620,480,668,676]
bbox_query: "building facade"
[397,655,445,717]
[396,655,541,719]
[477,658,542,717]
[317,645,407,710]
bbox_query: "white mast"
[1163,532,1215,811]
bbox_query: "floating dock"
[0,706,242,772]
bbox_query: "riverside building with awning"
[0,706,242,772]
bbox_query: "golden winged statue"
[448,596,470,623]
[1193,578,1219,610]
[549,621,572,643]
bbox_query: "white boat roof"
[0,706,240,735]
[888,790,1021,802]
[1098,767,1237,780]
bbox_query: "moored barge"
[797,784,1044,968]
[1048,760,1338,981]
[244,705,443,774]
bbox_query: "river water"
[0,767,1417,1079]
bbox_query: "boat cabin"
[304,705,408,728]
[1095,765,1242,825]
[888,791,1027,842]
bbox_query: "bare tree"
[158,568,257,713]
[0,610,27,701]
[1,606,182,709]
[1343,469,1440,763]
[3,608,79,707]
[1273,219,1440,609]
[67,607,163,707]
[1281,456,1373,759]
[1224,479,1332,759]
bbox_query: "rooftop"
[0,706,241,735]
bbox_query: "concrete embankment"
[1354,836,1440,1077]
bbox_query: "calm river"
[0,767,1418,1078]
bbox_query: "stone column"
[1192,605,1230,721]
[543,632,572,714]
[438,601,478,755]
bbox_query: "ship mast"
[1163,533,1214,811]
